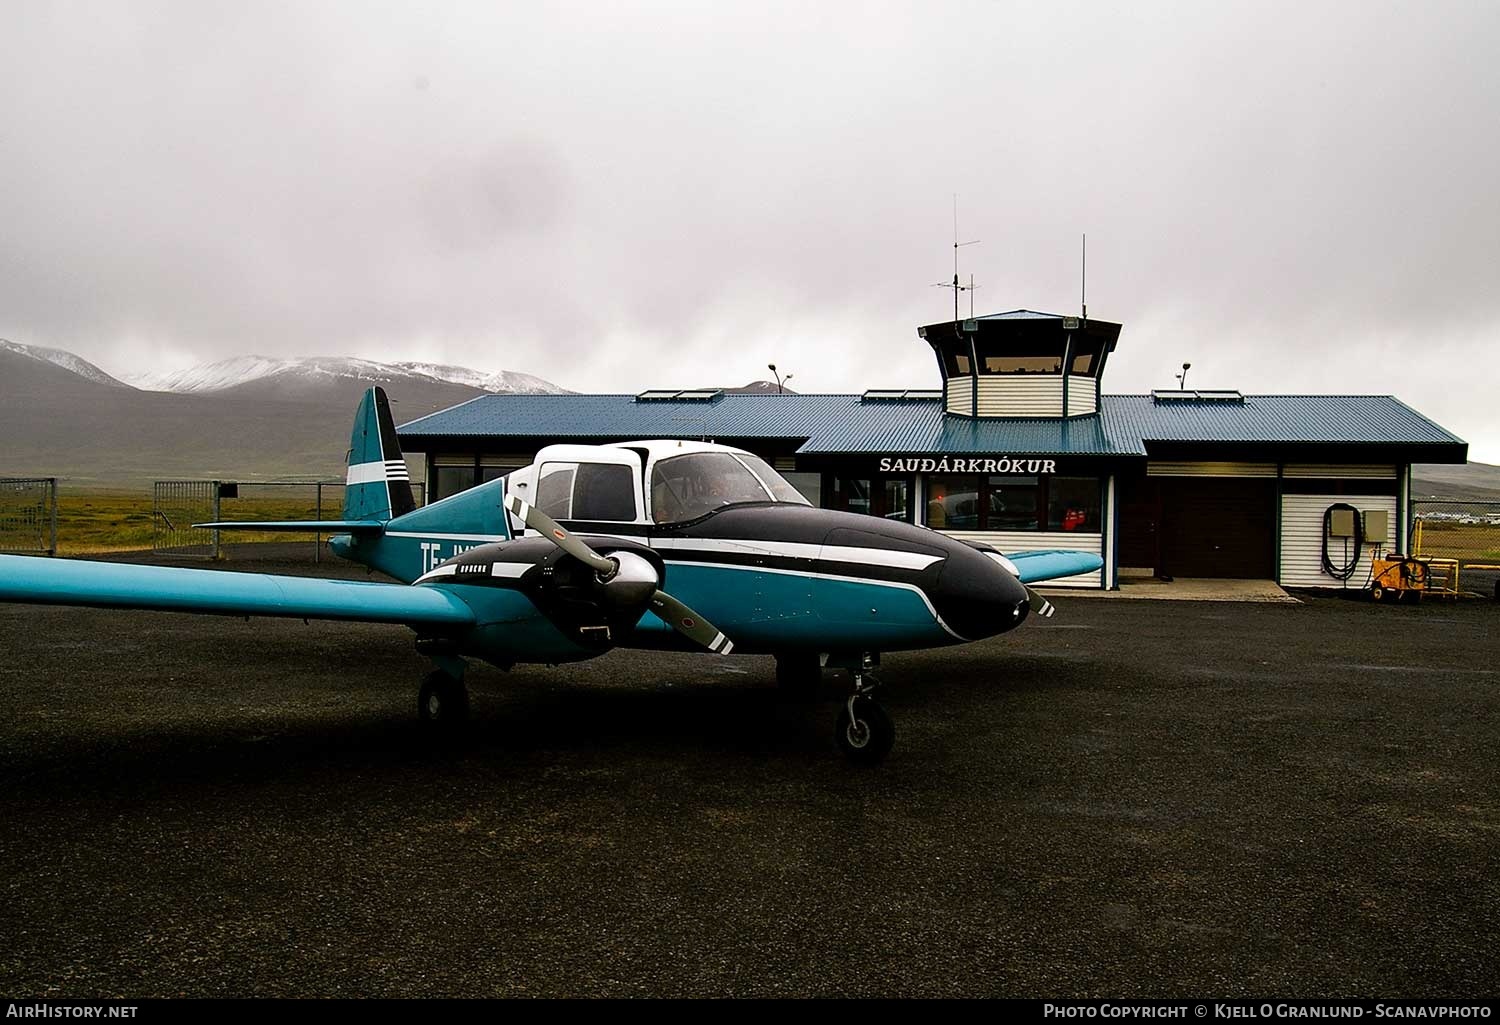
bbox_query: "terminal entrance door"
[826,475,913,523]
[1118,474,1276,578]
[1159,477,1276,578]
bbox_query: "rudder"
[344,387,417,522]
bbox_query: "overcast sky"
[4,1,1498,461]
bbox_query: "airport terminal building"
[396,312,1467,589]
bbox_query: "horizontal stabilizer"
[0,555,475,626]
[1007,549,1105,584]
[194,520,386,533]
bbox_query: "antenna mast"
[1081,233,1087,327]
[931,194,980,322]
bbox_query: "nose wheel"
[835,668,894,764]
[417,669,469,730]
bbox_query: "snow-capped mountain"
[123,355,567,396]
[389,361,564,395]
[0,338,130,388]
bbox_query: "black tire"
[417,671,469,728]
[1371,586,1384,602]
[775,654,822,700]
[835,696,895,764]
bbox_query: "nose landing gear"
[417,666,469,731]
[834,656,894,764]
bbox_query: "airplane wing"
[1006,549,1105,584]
[0,555,475,627]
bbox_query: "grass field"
[1414,520,1500,565]
[1,488,346,555]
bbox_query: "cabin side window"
[537,461,640,522]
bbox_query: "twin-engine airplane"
[0,388,1102,762]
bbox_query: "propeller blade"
[505,494,733,653]
[505,494,617,577]
[650,590,734,655]
[1027,587,1055,619]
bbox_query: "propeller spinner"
[505,495,735,654]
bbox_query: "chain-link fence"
[0,477,58,555]
[1413,501,1500,598]
[1413,501,1500,566]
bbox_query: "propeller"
[505,494,734,654]
[1027,589,1055,619]
[649,590,735,654]
[504,494,616,578]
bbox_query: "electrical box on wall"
[1362,509,1388,543]
[1328,508,1357,538]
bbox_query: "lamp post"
[768,364,793,394]
[1176,363,1192,389]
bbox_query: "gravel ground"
[0,553,1496,998]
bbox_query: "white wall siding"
[1065,376,1098,415]
[944,376,1096,418]
[1148,461,1277,477]
[945,378,972,415]
[976,377,1065,417]
[941,530,1104,588]
[1280,494,1398,588]
[1284,464,1397,479]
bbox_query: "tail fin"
[345,387,417,522]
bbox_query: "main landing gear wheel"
[417,670,469,729]
[836,693,894,764]
[775,654,822,701]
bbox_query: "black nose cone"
[930,542,1031,640]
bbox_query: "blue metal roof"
[1101,395,1465,450]
[973,309,1067,320]
[398,392,1465,457]
[398,392,865,443]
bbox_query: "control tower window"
[941,350,972,376]
[983,355,1062,374]
[1068,337,1103,375]
[975,341,1065,374]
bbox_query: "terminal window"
[926,474,1100,532]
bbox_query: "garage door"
[1158,477,1276,578]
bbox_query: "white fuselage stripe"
[650,537,941,572]
[346,461,391,486]
[415,561,530,585]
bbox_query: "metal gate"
[153,480,221,559]
[0,477,58,556]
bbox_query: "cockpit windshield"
[650,452,810,524]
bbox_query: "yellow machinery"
[1369,555,1433,602]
